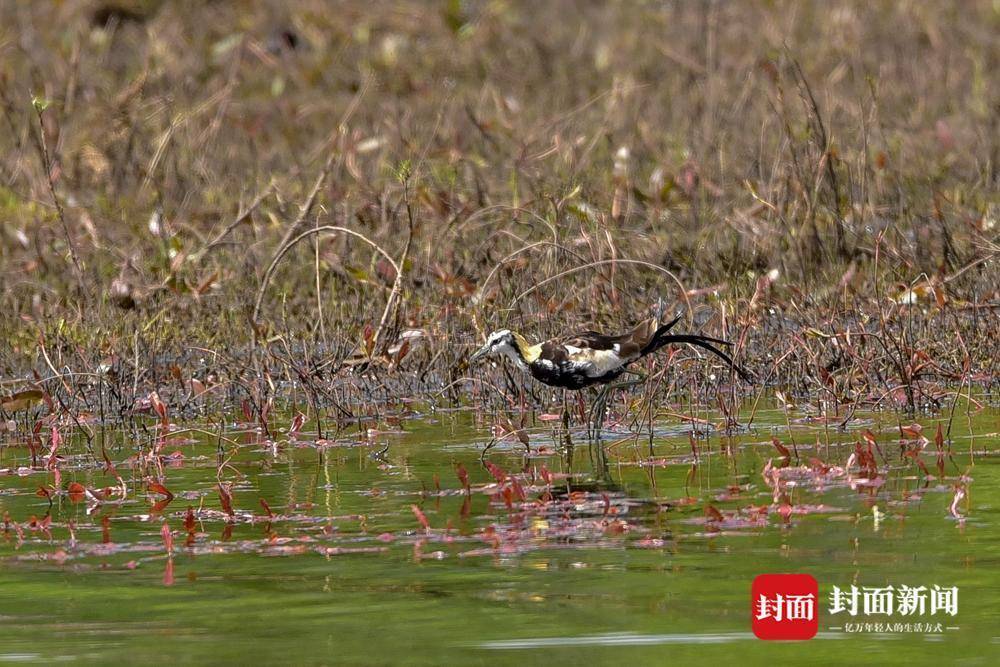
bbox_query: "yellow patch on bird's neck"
[512,333,541,363]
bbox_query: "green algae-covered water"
[1,401,998,665]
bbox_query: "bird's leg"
[564,430,574,471]
[590,385,611,442]
[617,369,648,389]
[591,371,650,441]
[561,389,569,429]
[590,434,610,483]
[560,389,572,450]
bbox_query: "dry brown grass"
[0,1,996,425]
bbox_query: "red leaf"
[102,448,119,478]
[900,423,923,439]
[861,430,885,463]
[184,507,196,534]
[394,339,410,364]
[501,485,513,509]
[67,482,86,503]
[704,505,724,522]
[455,462,470,492]
[808,457,829,474]
[151,499,172,514]
[510,476,526,502]
[934,424,944,451]
[539,463,553,486]
[484,461,506,483]
[148,481,174,501]
[217,483,235,518]
[101,516,111,544]
[410,504,430,531]
[189,378,208,397]
[288,412,305,435]
[362,323,375,356]
[771,437,791,459]
[47,426,62,469]
[259,498,274,518]
[904,450,931,477]
[150,391,168,427]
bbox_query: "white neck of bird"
[498,343,530,373]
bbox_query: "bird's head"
[470,329,520,363]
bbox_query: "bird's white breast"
[565,347,624,377]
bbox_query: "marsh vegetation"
[0,1,997,664]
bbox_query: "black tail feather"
[640,315,682,355]
[653,334,754,383]
[643,319,728,355]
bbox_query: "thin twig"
[252,153,337,325]
[253,225,399,327]
[32,102,85,295]
[200,181,275,256]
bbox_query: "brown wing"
[559,331,616,350]
[610,317,659,360]
[545,316,667,364]
[534,332,616,369]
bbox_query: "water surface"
[1,401,997,664]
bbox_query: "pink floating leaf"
[950,486,966,520]
[161,522,173,554]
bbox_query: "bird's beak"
[470,343,490,363]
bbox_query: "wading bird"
[470,314,751,436]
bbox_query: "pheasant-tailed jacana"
[470,314,751,438]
